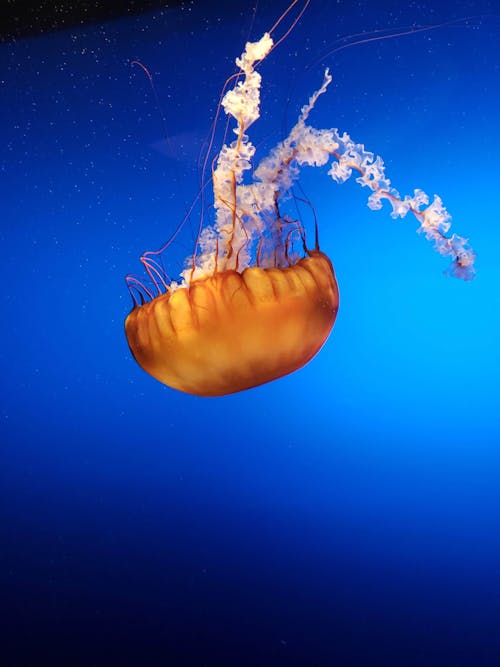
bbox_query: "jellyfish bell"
[125,18,475,397]
[125,250,338,397]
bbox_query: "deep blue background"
[1,1,499,665]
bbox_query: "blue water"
[1,1,499,665]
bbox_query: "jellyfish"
[125,30,475,397]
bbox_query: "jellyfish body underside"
[125,252,339,397]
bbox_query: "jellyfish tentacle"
[140,255,171,295]
[267,0,311,56]
[327,134,476,279]
[181,46,476,287]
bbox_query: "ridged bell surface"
[125,251,339,396]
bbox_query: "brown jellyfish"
[125,26,475,397]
